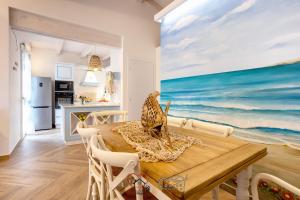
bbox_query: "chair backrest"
[92,110,128,125]
[76,121,99,155]
[167,116,187,128]
[90,135,142,200]
[251,173,300,200]
[184,119,234,137]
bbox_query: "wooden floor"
[0,132,235,200]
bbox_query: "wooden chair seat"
[112,166,123,176]
[122,187,158,200]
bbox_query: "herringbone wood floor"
[0,132,234,200]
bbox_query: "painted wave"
[167,109,300,132]
[161,61,300,145]
[161,101,300,111]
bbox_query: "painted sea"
[161,61,300,147]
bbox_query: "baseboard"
[64,140,82,145]
[0,155,10,161]
[9,135,25,156]
[0,134,26,161]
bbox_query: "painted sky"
[161,0,300,80]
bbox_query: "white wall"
[31,48,92,81]
[0,0,10,156]
[31,48,87,82]
[155,47,161,92]
[0,0,160,155]
[9,28,22,153]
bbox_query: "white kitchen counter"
[60,102,120,108]
[60,102,121,144]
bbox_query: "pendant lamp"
[88,55,102,71]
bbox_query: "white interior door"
[21,46,34,135]
[128,59,155,120]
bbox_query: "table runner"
[112,121,203,162]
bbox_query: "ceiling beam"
[140,0,163,10]
[56,39,64,55]
[154,0,186,22]
[10,8,122,48]
[80,46,94,58]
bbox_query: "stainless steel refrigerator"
[31,76,52,130]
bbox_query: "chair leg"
[94,180,103,200]
[92,181,98,200]
[100,170,105,200]
[86,170,93,200]
[212,186,219,200]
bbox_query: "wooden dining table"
[98,122,267,200]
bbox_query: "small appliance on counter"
[31,76,52,130]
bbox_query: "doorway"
[13,29,122,139]
[9,8,123,143]
[20,43,35,136]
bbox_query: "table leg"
[236,166,252,200]
[211,186,219,200]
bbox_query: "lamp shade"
[88,55,102,71]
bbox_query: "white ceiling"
[14,30,111,58]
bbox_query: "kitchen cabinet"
[55,108,61,128]
[55,63,74,81]
[60,103,120,144]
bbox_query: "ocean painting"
[161,61,300,147]
[160,0,300,147]
[160,0,300,190]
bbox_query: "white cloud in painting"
[182,53,210,66]
[264,33,300,49]
[165,37,197,49]
[202,44,228,55]
[168,15,199,33]
[214,0,256,24]
[229,0,256,15]
[160,0,300,80]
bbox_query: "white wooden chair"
[90,135,159,200]
[251,173,300,200]
[92,110,128,125]
[184,119,234,137]
[76,121,101,200]
[167,116,187,128]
